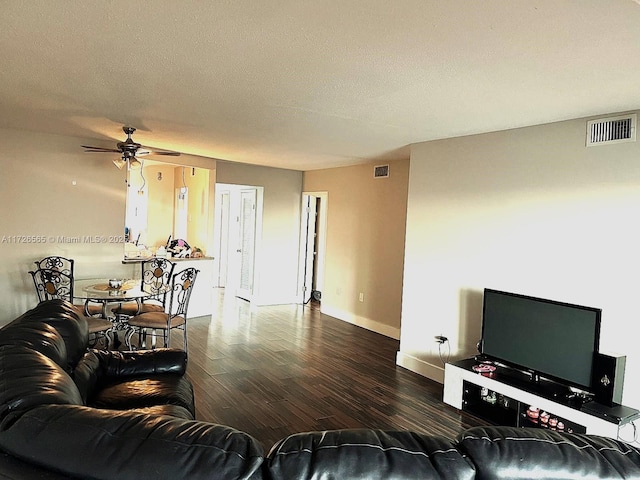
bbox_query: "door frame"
[298,191,327,304]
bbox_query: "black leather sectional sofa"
[1,299,639,479]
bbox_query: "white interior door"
[212,184,262,301]
[236,189,257,300]
[301,195,317,303]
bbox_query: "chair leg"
[183,326,187,352]
[88,332,110,350]
[124,327,135,350]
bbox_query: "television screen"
[481,289,601,390]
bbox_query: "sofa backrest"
[0,320,67,368]
[457,426,640,480]
[16,299,89,370]
[0,300,87,419]
[0,345,84,425]
[265,429,475,480]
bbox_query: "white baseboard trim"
[396,351,444,384]
[320,305,400,340]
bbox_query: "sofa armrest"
[0,404,264,480]
[93,348,187,377]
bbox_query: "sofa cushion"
[0,404,264,480]
[90,374,195,416]
[128,404,194,420]
[0,451,74,480]
[19,300,88,370]
[266,429,475,480]
[91,348,188,376]
[0,346,83,422]
[0,321,67,368]
[457,426,640,480]
[72,350,101,404]
[73,348,189,406]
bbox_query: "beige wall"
[0,127,134,321]
[399,111,640,410]
[0,127,217,323]
[216,161,303,305]
[180,166,209,252]
[145,164,176,248]
[303,159,409,338]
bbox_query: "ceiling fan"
[82,126,180,169]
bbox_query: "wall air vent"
[374,164,389,178]
[586,114,636,146]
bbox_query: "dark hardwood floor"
[173,289,485,449]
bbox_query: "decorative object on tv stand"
[591,352,626,407]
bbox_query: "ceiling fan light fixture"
[113,157,127,170]
[129,157,142,169]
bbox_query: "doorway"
[213,184,263,302]
[298,192,327,305]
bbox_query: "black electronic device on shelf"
[479,289,602,394]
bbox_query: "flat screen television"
[480,288,601,391]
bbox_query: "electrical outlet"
[358,292,364,302]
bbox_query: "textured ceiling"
[1,1,640,171]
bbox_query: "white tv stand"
[444,358,638,439]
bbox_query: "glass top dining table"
[74,278,169,349]
[74,279,153,301]
[73,278,160,319]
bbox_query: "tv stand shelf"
[444,358,638,439]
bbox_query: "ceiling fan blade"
[138,147,181,157]
[154,151,181,156]
[82,145,121,153]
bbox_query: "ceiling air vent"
[374,164,389,178]
[586,114,636,146]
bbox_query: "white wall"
[398,112,640,410]
[216,161,303,305]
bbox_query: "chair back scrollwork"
[142,258,176,303]
[170,267,199,318]
[29,268,74,303]
[34,256,75,277]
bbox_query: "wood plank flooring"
[175,289,485,449]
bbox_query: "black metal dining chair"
[28,267,113,349]
[124,267,199,351]
[32,256,103,317]
[111,258,176,319]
